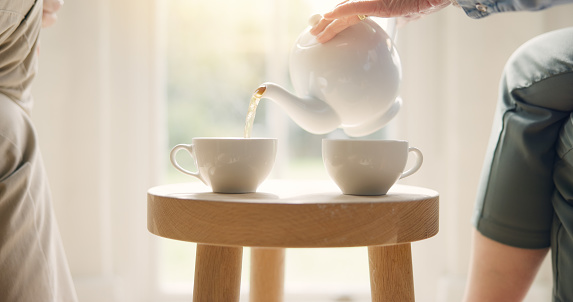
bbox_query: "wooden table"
[147,180,439,302]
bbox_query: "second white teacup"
[322,139,423,196]
[170,137,277,193]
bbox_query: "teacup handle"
[169,144,207,185]
[400,147,423,179]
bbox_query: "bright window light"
[161,0,394,300]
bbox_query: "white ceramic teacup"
[170,137,277,193]
[322,139,423,196]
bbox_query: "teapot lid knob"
[308,14,322,27]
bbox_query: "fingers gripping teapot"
[260,15,402,137]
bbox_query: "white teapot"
[261,15,401,137]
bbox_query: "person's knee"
[500,27,573,111]
[503,27,573,89]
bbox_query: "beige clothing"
[0,0,77,301]
[0,0,38,112]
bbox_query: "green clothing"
[473,27,573,302]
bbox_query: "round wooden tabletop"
[147,180,439,248]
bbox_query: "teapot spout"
[261,82,341,134]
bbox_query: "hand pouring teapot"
[260,15,402,137]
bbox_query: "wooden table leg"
[193,244,243,302]
[368,243,415,302]
[250,247,285,302]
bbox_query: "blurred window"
[161,0,391,300]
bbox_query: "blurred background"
[31,0,573,301]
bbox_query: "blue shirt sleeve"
[457,0,573,18]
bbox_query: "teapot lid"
[296,14,323,48]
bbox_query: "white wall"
[32,0,165,301]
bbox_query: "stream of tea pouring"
[243,85,266,138]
